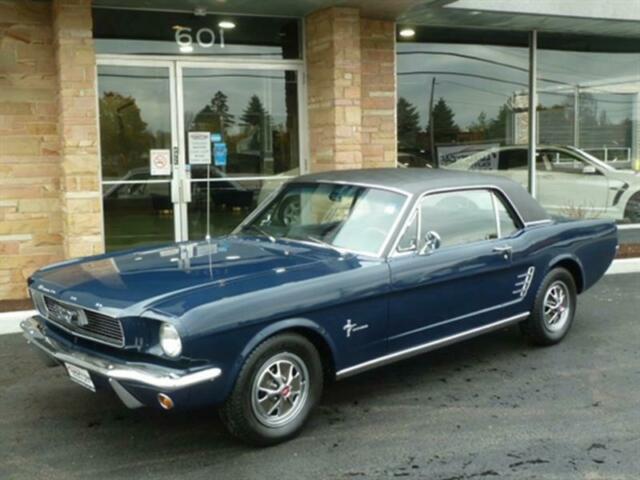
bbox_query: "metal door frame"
[96,57,183,243]
[97,54,308,244]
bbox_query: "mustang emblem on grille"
[48,302,88,327]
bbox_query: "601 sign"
[174,27,226,49]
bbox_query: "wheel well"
[551,259,584,293]
[288,327,336,383]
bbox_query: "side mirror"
[419,230,441,255]
[582,165,597,174]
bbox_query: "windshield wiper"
[305,235,343,254]
[241,224,276,243]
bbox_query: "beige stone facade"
[0,0,102,300]
[305,8,397,172]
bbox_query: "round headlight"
[159,323,182,358]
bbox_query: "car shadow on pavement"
[9,324,528,453]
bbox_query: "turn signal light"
[157,393,174,410]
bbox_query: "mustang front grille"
[37,294,125,348]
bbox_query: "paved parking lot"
[1,273,639,480]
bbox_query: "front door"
[387,188,531,353]
[97,59,305,251]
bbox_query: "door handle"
[493,245,512,259]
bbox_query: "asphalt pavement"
[1,273,639,480]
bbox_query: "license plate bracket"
[65,362,96,392]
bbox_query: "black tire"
[624,192,640,223]
[520,267,577,346]
[219,333,323,446]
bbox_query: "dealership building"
[2,0,640,301]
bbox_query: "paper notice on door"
[150,149,171,175]
[188,131,212,164]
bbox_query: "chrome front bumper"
[21,316,222,408]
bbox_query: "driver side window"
[539,149,601,175]
[420,190,498,249]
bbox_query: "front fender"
[224,318,338,395]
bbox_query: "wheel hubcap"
[251,352,309,428]
[543,280,571,332]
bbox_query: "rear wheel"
[219,333,323,446]
[520,267,577,346]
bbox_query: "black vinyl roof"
[291,168,550,224]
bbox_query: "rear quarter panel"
[523,218,617,295]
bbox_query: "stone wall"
[0,0,102,300]
[0,0,64,300]
[305,8,396,172]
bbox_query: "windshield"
[565,146,615,172]
[239,182,407,256]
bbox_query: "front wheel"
[219,333,323,446]
[520,267,577,346]
[623,192,640,223]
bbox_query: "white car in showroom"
[444,144,640,223]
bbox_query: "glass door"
[97,61,180,251]
[97,59,305,250]
[177,62,303,241]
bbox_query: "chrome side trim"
[513,267,535,298]
[525,219,553,226]
[309,179,411,196]
[21,317,222,393]
[388,297,524,342]
[336,312,529,379]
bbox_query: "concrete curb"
[0,259,638,336]
[0,310,36,335]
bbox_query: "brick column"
[305,8,397,172]
[52,0,103,258]
[361,19,397,168]
[305,8,362,172]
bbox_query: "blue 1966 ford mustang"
[22,169,617,445]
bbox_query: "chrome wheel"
[543,280,570,332]
[251,352,309,428]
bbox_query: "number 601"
[174,27,225,49]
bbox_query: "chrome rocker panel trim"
[21,316,222,392]
[336,312,530,379]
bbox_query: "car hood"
[605,168,640,182]
[29,237,352,316]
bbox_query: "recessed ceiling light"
[180,45,194,53]
[469,10,482,15]
[218,21,236,29]
[399,28,416,38]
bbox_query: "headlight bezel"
[159,322,182,358]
